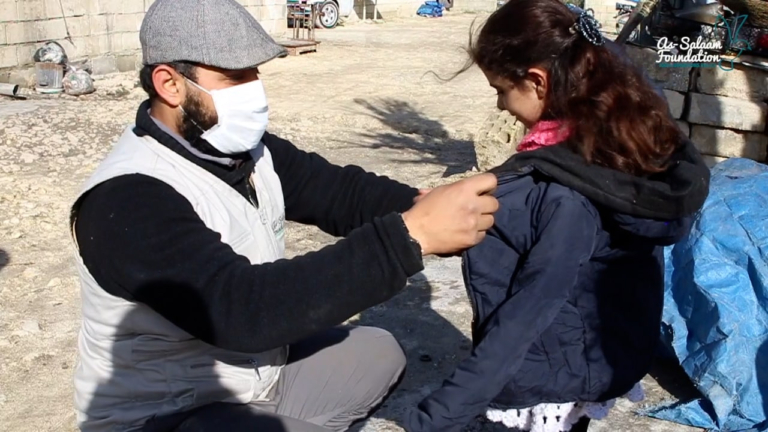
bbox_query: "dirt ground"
[0,13,701,432]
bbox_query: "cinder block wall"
[584,0,619,35]
[626,46,768,166]
[0,0,287,77]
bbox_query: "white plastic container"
[34,62,64,94]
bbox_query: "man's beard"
[178,90,219,154]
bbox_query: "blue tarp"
[644,158,768,431]
[416,1,443,17]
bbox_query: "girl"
[405,0,710,431]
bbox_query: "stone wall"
[0,0,287,81]
[626,46,768,167]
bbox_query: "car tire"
[316,1,340,29]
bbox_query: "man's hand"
[413,188,431,204]
[402,173,499,256]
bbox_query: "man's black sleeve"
[264,133,420,236]
[75,174,424,353]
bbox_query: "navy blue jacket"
[405,140,710,431]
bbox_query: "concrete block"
[691,125,768,161]
[84,0,101,14]
[41,19,67,41]
[0,0,18,22]
[16,43,41,66]
[697,64,768,101]
[701,155,728,168]
[62,0,88,16]
[264,4,285,20]
[89,14,109,34]
[6,22,32,44]
[70,36,90,57]
[66,16,90,38]
[123,0,145,14]
[688,92,767,132]
[17,0,46,21]
[91,55,117,75]
[625,45,691,92]
[112,12,143,32]
[144,0,157,12]
[120,32,140,52]
[99,0,123,14]
[54,38,83,60]
[87,34,112,55]
[677,120,690,137]
[8,19,68,44]
[0,24,6,45]
[6,68,37,87]
[115,53,139,72]
[44,0,87,18]
[664,90,685,119]
[0,46,17,69]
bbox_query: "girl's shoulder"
[489,172,602,242]
[494,172,598,214]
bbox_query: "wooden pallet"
[278,39,320,56]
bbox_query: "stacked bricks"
[626,46,768,167]
[0,0,287,79]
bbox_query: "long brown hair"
[463,0,681,176]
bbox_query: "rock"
[21,268,41,279]
[687,93,767,132]
[21,320,41,333]
[677,120,690,137]
[691,125,768,161]
[696,65,768,100]
[19,152,38,164]
[47,278,62,287]
[664,90,685,119]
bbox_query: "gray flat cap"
[140,0,287,69]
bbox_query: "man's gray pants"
[143,326,407,432]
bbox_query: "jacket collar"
[132,100,256,188]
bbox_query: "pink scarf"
[516,120,571,152]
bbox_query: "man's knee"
[347,326,406,384]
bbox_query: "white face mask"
[185,79,269,154]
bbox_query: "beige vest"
[70,127,288,431]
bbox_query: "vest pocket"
[173,357,258,405]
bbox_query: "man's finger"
[473,231,487,245]
[476,214,495,231]
[475,195,500,214]
[463,173,498,194]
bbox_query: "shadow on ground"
[352,98,476,177]
[348,272,474,430]
[0,249,9,273]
